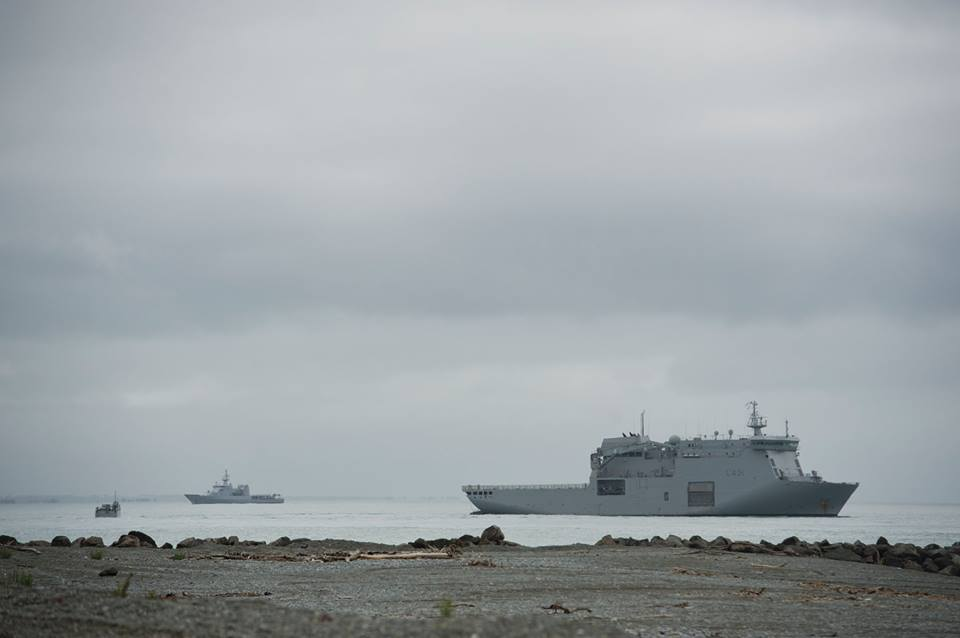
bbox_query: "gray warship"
[463,402,858,516]
[184,470,284,504]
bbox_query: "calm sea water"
[1,498,957,548]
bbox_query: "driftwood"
[9,546,41,555]
[541,602,592,614]
[353,552,453,561]
[192,550,453,563]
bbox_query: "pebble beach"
[3,528,960,637]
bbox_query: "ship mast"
[746,400,767,437]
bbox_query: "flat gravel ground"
[2,542,959,637]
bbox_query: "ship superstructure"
[463,402,858,516]
[185,470,284,504]
[95,493,121,518]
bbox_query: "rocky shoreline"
[4,526,959,576]
[3,527,960,637]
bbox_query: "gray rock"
[823,546,863,563]
[126,531,157,548]
[98,567,118,577]
[177,537,201,549]
[161,542,173,550]
[227,536,239,546]
[27,540,51,547]
[115,535,140,548]
[0,535,18,546]
[780,536,801,546]
[270,536,292,547]
[596,535,617,546]
[728,542,774,554]
[710,536,732,548]
[51,535,71,547]
[902,559,923,571]
[481,526,505,543]
[664,535,684,548]
[888,543,921,562]
[80,536,104,547]
[922,558,940,573]
[686,536,709,550]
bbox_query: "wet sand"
[2,539,960,637]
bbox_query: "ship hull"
[465,479,858,517]
[184,494,284,504]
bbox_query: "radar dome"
[668,435,682,445]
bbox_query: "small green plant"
[10,570,33,587]
[146,590,157,599]
[90,549,104,560]
[172,551,186,560]
[0,547,12,559]
[113,574,132,598]
[438,598,454,618]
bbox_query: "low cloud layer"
[1,2,958,502]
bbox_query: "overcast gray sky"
[1,1,958,502]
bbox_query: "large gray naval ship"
[463,402,858,516]
[185,470,284,504]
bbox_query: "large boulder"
[51,535,71,547]
[686,537,709,550]
[596,534,617,546]
[80,536,104,547]
[0,535,18,546]
[480,526,505,544]
[922,558,941,573]
[270,536,292,547]
[728,541,774,554]
[710,536,732,549]
[114,534,140,548]
[888,543,921,562]
[664,535,685,548]
[177,537,201,549]
[126,531,157,548]
[822,546,863,563]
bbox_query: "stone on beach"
[80,536,104,547]
[126,531,157,548]
[480,525,505,543]
[51,535,71,547]
[113,535,140,548]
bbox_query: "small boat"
[95,493,121,518]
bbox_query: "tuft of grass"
[172,551,186,561]
[146,590,157,600]
[90,549,104,560]
[10,569,33,587]
[438,598,454,618]
[0,547,12,559]
[112,574,132,598]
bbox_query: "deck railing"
[462,483,588,492]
